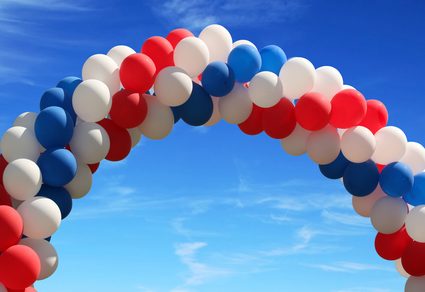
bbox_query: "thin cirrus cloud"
[305,261,393,273]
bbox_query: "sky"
[0,0,425,291]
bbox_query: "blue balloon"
[37,148,77,187]
[404,172,425,206]
[319,152,350,179]
[343,160,380,197]
[171,106,181,124]
[380,162,414,197]
[201,62,235,97]
[35,106,74,149]
[178,82,213,126]
[22,235,51,242]
[227,45,261,82]
[56,76,82,99]
[37,185,72,219]
[260,45,287,74]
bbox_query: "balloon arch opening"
[1,24,425,291]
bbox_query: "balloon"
[127,127,143,148]
[352,185,386,217]
[330,89,367,128]
[34,106,74,149]
[227,44,261,82]
[37,185,72,219]
[154,66,193,106]
[0,184,12,207]
[97,119,132,161]
[370,196,407,234]
[3,159,42,201]
[37,149,77,187]
[343,160,379,197]
[279,57,315,100]
[201,62,235,97]
[359,99,388,134]
[109,90,147,128]
[204,97,221,126]
[65,161,92,199]
[233,40,257,49]
[238,104,263,135]
[306,125,340,164]
[295,92,331,131]
[405,205,425,242]
[248,71,283,108]
[166,28,194,48]
[280,123,311,156]
[374,227,413,260]
[402,242,425,276]
[1,126,40,163]
[218,83,253,125]
[141,36,174,73]
[20,238,58,280]
[138,95,174,140]
[262,98,296,139]
[400,142,425,175]
[69,122,110,164]
[319,152,350,179]
[259,45,287,75]
[88,162,100,174]
[0,205,23,252]
[107,45,136,67]
[39,88,76,123]
[372,126,407,165]
[406,276,425,291]
[178,83,213,126]
[312,66,343,100]
[199,24,232,62]
[120,53,156,93]
[395,258,410,278]
[405,172,425,206]
[341,126,376,163]
[56,76,82,100]
[379,162,413,197]
[82,54,120,95]
[0,245,40,290]
[174,37,209,77]
[13,112,38,132]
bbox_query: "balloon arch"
[1,24,425,291]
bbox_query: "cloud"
[171,217,219,238]
[321,209,370,227]
[306,261,393,273]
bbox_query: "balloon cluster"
[0,24,425,291]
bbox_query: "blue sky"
[1,0,425,291]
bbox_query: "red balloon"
[402,241,425,276]
[330,89,367,128]
[166,28,194,48]
[0,155,7,180]
[109,90,148,129]
[295,92,331,131]
[0,245,40,290]
[88,162,100,174]
[141,36,174,74]
[376,164,385,173]
[97,119,132,162]
[375,227,413,260]
[238,105,264,135]
[0,206,23,252]
[8,287,37,292]
[120,53,156,93]
[0,184,12,207]
[263,98,296,139]
[359,99,388,134]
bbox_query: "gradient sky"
[1,1,425,291]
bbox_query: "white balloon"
[352,185,386,217]
[65,161,93,199]
[154,66,193,106]
[248,71,283,108]
[18,197,61,239]
[204,96,221,126]
[13,112,37,132]
[1,126,40,162]
[372,126,407,165]
[405,205,425,242]
[138,96,174,140]
[306,125,340,164]
[370,196,407,234]
[20,238,58,280]
[3,159,42,201]
[312,66,343,100]
[400,142,425,175]
[199,24,232,62]
[127,127,142,148]
[395,258,410,278]
[82,54,120,95]
[219,83,253,124]
[69,122,110,164]
[341,126,376,163]
[342,84,355,90]
[280,123,311,156]
[174,37,209,77]
[232,40,257,50]
[0,283,6,292]
[279,57,316,100]
[107,45,136,67]
[406,276,425,292]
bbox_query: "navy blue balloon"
[35,106,74,149]
[380,162,414,197]
[227,45,261,82]
[404,172,425,206]
[202,62,235,97]
[22,235,51,242]
[171,106,181,124]
[37,148,77,187]
[37,185,72,219]
[319,152,350,179]
[343,160,380,197]
[40,88,65,110]
[260,45,287,74]
[178,82,213,126]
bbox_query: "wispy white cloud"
[321,209,370,227]
[306,261,393,273]
[334,288,391,292]
[171,217,219,238]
